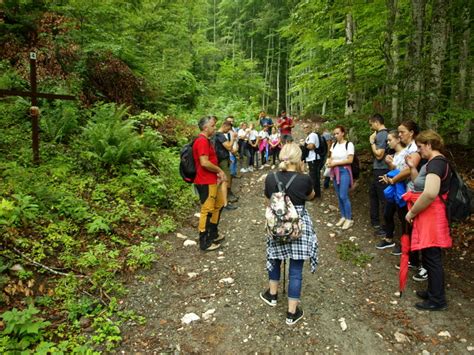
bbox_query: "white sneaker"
[259,165,265,170]
[341,219,354,230]
[248,166,254,172]
[335,217,346,227]
[240,168,248,173]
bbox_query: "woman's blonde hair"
[415,129,445,151]
[278,142,303,172]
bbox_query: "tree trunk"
[426,0,450,127]
[263,33,272,110]
[408,0,426,120]
[276,37,281,116]
[344,12,356,116]
[459,5,471,144]
[386,0,400,123]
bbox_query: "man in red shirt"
[193,116,227,251]
[277,110,295,144]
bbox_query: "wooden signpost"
[0,52,75,164]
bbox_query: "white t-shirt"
[305,132,321,162]
[238,128,248,140]
[258,130,269,140]
[405,140,418,191]
[269,133,280,145]
[393,148,408,171]
[248,129,258,141]
[330,141,355,163]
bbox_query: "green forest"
[0,0,472,352]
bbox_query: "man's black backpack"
[179,138,197,183]
[314,133,327,158]
[439,160,473,224]
[332,141,360,179]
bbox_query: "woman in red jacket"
[404,130,451,311]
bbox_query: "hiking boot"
[214,234,225,243]
[286,307,304,325]
[259,289,277,307]
[223,203,238,211]
[391,245,402,256]
[416,290,429,300]
[341,219,354,230]
[413,267,428,282]
[415,300,447,311]
[376,239,395,250]
[335,217,346,227]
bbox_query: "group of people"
[191,112,453,326]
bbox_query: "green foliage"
[0,194,39,227]
[0,304,51,352]
[41,101,80,143]
[126,242,157,271]
[336,240,373,267]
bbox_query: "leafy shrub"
[0,194,39,227]
[80,103,161,168]
[126,242,157,271]
[0,304,51,352]
[41,101,80,143]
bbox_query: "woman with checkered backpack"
[259,142,319,325]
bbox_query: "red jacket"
[403,191,452,251]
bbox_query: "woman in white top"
[376,130,408,251]
[268,126,281,167]
[326,125,355,230]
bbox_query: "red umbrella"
[399,233,410,297]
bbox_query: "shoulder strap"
[285,174,298,191]
[345,141,349,150]
[273,172,285,193]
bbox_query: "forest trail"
[118,129,473,354]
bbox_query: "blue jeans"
[268,259,304,300]
[230,153,237,176]
[333,167,352,219]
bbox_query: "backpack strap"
[273,172,297,192]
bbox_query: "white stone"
[349,236,357,242]
[376,333,383,339]
[202,309,216,320]
[422,350,430,355]
[327,223,334,227]
[183,240,197,247]
[187,272,198,278]
[338,317,347,331]
[181,313,200,325]
[217,256,225,260]
[329,233,336,238]
[437,331,451,338]
[460,338,467,343]
[194,213,200,218]
[10,264,24,272]
[467,346,474,351]
[176,233,187,239]
[394,331,410,343]
[219,277,235,284]
[394,292,401,297]
[218,251,224,255]
[390,300,398,305]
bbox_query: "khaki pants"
[195,184,225,232]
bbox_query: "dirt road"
[119,134,473,354]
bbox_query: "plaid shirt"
[266,206,319,272]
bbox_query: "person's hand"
[217,170,226,183]
[405,153,420,168]
[385,155,394,164]
[405,210,415,224]
[369,132,376,144]
[379,174,389,184]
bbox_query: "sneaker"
[341,219,354,230]
[415,290,429,300]
[375,229,387,237]
[259,289,277,307]
[240,168,248,173]
[214,234,225,243]
[248,166,254,172]
[286,307,304,325]
[395,262,415,270]
[413,267,428,282]
[415,300,447,311]
[228,195,238,203]
[376,239,395,250]
[335,217,346,227]
[259,165,265,170]
[203,243,220,251]
[391,245,402,256]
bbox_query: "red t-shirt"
[193,134,218,185]
[278,117,293,135]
